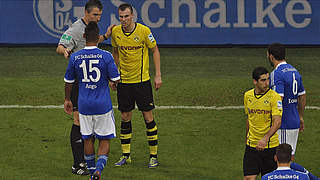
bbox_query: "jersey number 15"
[79,60,101,83]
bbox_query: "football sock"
[70,124,84,166]
[84,154,96,175]
[120,121,132,157]
[145,120,158,158]
[96,155,108,174]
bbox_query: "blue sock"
[96,155,108,174]
[84,154,96,175]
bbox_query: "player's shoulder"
[112,25,122,33]
[268,89,282,98]
[136,23,152,32]
[244,89,254,97]
[63,19,85,35]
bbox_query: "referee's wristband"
[103,34,108,40]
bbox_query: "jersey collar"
[84,46,97,49]
[276,167,291,170]
[275,61,287,70]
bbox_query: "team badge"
[133,35,140,42]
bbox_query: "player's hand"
[109,81,117,91]
[64,48,72,60]
[256,138,267,151]
[154,75,162,90]
[64,99,73,115]
[105,24,116,39]
[299,117,305,132]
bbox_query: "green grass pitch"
[0,46,319,179]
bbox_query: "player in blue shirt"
[262,143,310,180]
[64,21,120,180]
[267,43,306,155]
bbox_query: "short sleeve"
[64,55,76,83]
[244,93,248,115]
[144,27,156,49]
[271,93,283,117]
[59,30,76,50]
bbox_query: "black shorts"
[71,80,79,111]
[117,80,155,112]
[243,145,277,177]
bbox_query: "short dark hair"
[276,143,293,163]
[119,3,133,14]
[84,21,99,43]
[268,43,285,61]
[85,0,103,13]
[252,67,268,81]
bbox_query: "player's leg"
[136,80,158,168]
[260,147,277,177]
[70,80,88,175]
[115,83,135,166]
[92,111,116,179]
[243,145,260,180]
[79,114,95,176]
[278,129,299,155]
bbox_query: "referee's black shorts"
[243,145,277,177]
[70,80,79,111]
[117,80,155,112]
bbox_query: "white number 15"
[79,60,101,82]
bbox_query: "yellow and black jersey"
[111,23,157,83]
[244,88,283,148]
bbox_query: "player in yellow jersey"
[243,67,283,180]
[110,3,162,168]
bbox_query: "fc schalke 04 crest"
[33,0,84,38]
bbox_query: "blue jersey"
[291,163,320,180]
[262,167,310,180]
[270,62,305,129]
[64,46,120,115]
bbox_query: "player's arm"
[112,47,119,66]
[64,83,73,115]
[298,93,306,132]
[98,24,115,43]
[151,45,162,90]
[245,118,249,145]
[56,45,72,60]
[256,115,281,150]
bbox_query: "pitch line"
[0,105,319,110]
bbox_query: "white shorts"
[277,129,299,155]
[79,110,116,140]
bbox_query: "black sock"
[120,121,132,157]
[70,124,84,166]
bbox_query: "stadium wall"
[1,0,320,46]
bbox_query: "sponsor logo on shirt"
[120,45,143,50]
[248,108,271,114]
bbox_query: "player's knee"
[142,111,153,123]
[121,112,132,122]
